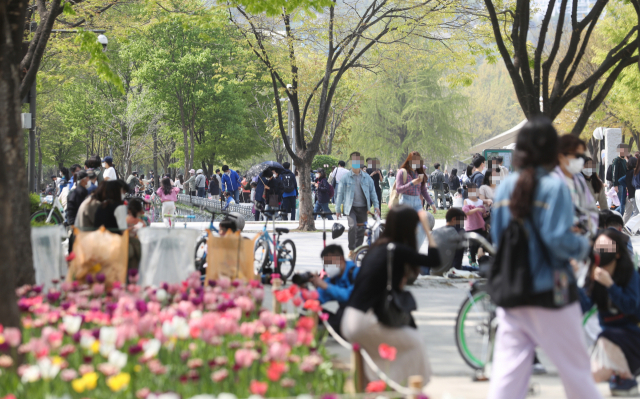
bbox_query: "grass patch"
[328,203,446,219]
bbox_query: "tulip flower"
[250,380,268,396]
[378,343,397,361]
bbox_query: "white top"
[452,193,464,208]
[174,180,183,189]
[478,185,495,200]
[103,166,117,181]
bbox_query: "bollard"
[272,279,282,314]
[351,348,366,393]
[406,375,423,399]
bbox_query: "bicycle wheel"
[30,209,63,225]
[194,236,207,274]
[353,245,368,267]
[254,238,270,274]
[455,290,496,370]
[276,239,296,279]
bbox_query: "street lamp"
[97,34,108,51]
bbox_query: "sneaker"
[532,362,547,375]
[610,376,639,397]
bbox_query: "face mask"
[352,161,360,169]
[324,264,341,278]
[469,192,477,199]
[582,168,593,175]
[411,163,420,170]
[102,163,108,169]
[315,173,320,178]
[121,193,126,201]
[598,251,616,267]
[566,157,585,175]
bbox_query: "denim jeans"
[399,194,427,250]
[233,189,240,203]
[282,196,296,221]
[197,187,206,198]
[314,202,333,220]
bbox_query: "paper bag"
[205,231,259,282]
[67,226,128,287]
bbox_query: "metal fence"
[176,194,253,218]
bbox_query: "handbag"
[387,169,406,209]
[375,243,417,327]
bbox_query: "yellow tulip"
[83,372,99,390]
[71,378,85,393]
[90,340,100,354]
[134,365,142,372]
[51,356,64,366]
[0,335,5,345]
[106,372,131,392]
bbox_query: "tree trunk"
[37,127,42,191]
[153,129,159,188]
[0,0,33,332]
[295,158,315,231]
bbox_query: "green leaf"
[62,1,76,15]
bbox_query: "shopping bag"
[137,228,200,286]
[206,231,259,282]
[67,226,128,287]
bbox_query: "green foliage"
[74,30,123,94]
[29,193,41,215]
[227,0,332,16]
[349,63,469,166]
[312,155,338,171]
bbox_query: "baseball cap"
[104,156,113,163]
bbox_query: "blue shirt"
[221,170,241,192]
[580,270,640,332]
[317,261,359,305]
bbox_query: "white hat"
[196,169,203,174]
[189,169,195,174]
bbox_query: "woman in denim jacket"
[488,117,601,399]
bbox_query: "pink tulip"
[79,364,95,375]
[60,368,78,382]
[147,301,161,315]
[252,288,265,301]
[234,349,259,368]
[284,330,298,347]
[211,368,229,382]
[268,342,291,362]
[239,322,257,338]
[250,380,268,396]
[235,296,255,312]
[92,283,105,296]
[218,277,231,290]
[137,314,156,336]
[136,388,151,399]
[4,327,21,347]
[97,362,119,376]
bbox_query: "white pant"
[162,201,176,227]
[625,195,640,233]
[488,303,602,399]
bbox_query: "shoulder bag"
[387,169,407,209]
[375,243,418,327]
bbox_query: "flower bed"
[0,271,345,398]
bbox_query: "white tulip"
[189,396,216,399]
[99,343,115,357]
[38,357,60,380]
[247,395,263,399]
[108,350,128,370]
[161,320,175,338]
[148,393,181,399]
[143,339,161,358]
[21,365,41,383]
[173,317,190,339]
[190,310,203,320]
[79,335,96,350]
[217,394,238,399]
[62,315,82,335]
[99,326,117,346]
[155,289,168,302]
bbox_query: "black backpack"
[282,173,296,194]
[487,217,549,308]
[606,164,613,182]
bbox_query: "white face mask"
[468,192,477,199]
[566,157,585,175]
[582,168,593,175]
[411,163,420,170]
[324,264,341,278]
[315,173,320,178]
[121,193,126,201]
[102,163,108,169]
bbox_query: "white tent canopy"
[468,119,527,156]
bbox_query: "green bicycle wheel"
[455,290,496,370]
[30,209,63,225]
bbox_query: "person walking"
[430,163,446,209]
[449,168,460,192]
[582,157,608,211]
[623,156,638,224]
[156,177,180,226]
[330,160,350,201]
[611,144,629,215]
[195,169,206,198]
[313,168,334,220]
[335,152,380,259]
[366,158,383,207]
[102,156,117,181]
[470,155,486,189]
[221,165,242,203]
[487,116,602,399]
[280,162,298,221]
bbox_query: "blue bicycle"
[253,209,297,282]
[194,209,223,275]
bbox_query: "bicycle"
[353,212,383,267]
[454,232,599,373]
[253,208,297,283]
[31,191,66,225]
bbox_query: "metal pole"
[28,81,36,193]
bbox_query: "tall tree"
[480,0,640,135]
[229,0,472,230]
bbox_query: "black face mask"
[598,251,616,266]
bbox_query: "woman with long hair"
[342,206,440,388]
[449,168,460,191]
[93,180,128,232]
[581,229,640,395]
[488,117,601,399]
[555,134,599,236]
[156,176,180,226]
[313,168,333,220]
[582,157,607,211]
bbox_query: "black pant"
[281,196,296,221]
[347,206,368,250]
[468,228,488,263]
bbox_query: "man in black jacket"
[66,170,91,251]
[611,144,629,214]
[279,162,298,220]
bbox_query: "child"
[607,186,621,210]
[223,190,236,210]
[126,198,149,237]
[218,219,237,237]
[462,183,487,266]
[452,187,464,208]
